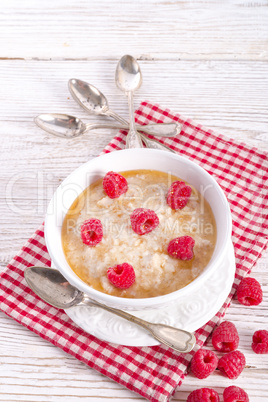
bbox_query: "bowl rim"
[45,148,232,308]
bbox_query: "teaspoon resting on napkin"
[24,266,196,353]
[34,113,175,148]
[34,113,175,152]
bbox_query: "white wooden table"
[0,1,267,401]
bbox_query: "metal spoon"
[35,113,154,138]
[34,113,174,150]
[35,113,176,153]
[68,78,181,138]
[115,55,144,148]
[24,266,196,353]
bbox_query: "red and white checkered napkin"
[0,102,267,402]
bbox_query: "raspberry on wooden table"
[212,321,239,352]
[186,388,220,402]
[236,277,263,306]
[167,236,195,260]
[223,386,249,402]
[190,349,218,379]
[218,350,246,379]
[166,180,192,210]
[80,218,103,246]
[107,263,135,289]
[130,208,159,235]
[252,329,268,354]
[103,171,128,199]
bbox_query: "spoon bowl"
[24,266,84,308]
[35,114,87,138]
[115,55,143,148]
[68,79,109,115]
[115,55,142,93]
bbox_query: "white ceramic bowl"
[45,148,232,310]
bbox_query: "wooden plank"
[0,59,267,133]
[0,0,268,60]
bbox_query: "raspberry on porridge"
[62,169,217,298]
[167,236,195,260]
[80,218,103,247]
[103,171,128,199]
[107,263,136,289]
[130,208,159,235]
[167,180,192,210]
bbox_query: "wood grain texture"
[0,0,268,60]
[0,0,267,401]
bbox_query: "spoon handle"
[140,134,175,154]
[105,109,128,126]
[139,122,181,138]
[126,91,143,148]
[81,297,196,353]
[106,109,181,138]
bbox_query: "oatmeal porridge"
[62,169,216,298]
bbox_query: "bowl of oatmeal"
[45,148,232,310]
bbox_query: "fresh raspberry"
[252,329,268,354]
[80,219,103,246]
[212,321,239,352]
[167,236,195,260]
[107,263,135,289]
[130,208,159,235]
[167,180,192,210]
[190,349,218,379]
[236,277,263,306]
[223,386,249,402]
[187,388,220,402]
[103,171,128,199]
[218,350,246,379]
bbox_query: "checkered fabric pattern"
[0,101,267,402]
